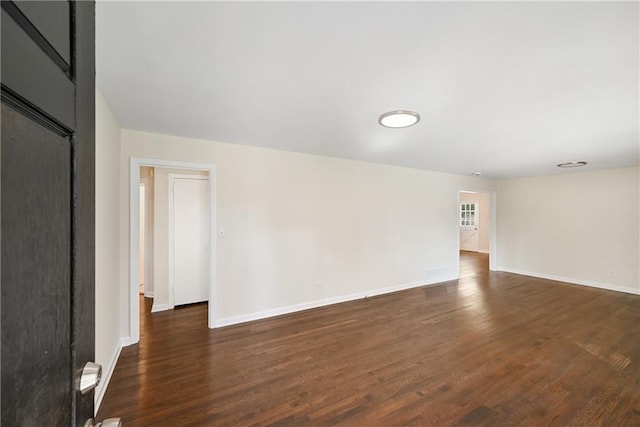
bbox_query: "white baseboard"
[497,267,640,295]
[215,275,459,328]
[94,337,125,414]
[478,249,490,254]
[120,336,138,347]
[151,302,171,313]
[144,290,154,298]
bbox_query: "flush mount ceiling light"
[557,161,587,168]
[378,110,420,128]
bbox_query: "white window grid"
[460,202,478,228]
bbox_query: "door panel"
[0,7,75,129]
[1,104,72,425]
[173,178,209,306]
[460,228,479,252]
[1,1,96,425]
[12,0,72,65]
[460,201,479,252]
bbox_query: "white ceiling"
[96,1,639,179]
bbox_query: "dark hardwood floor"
[98,252,640,426]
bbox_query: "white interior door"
[460,228,479,251]
[460,201,479,252]
[172,176,209,306]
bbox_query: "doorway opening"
[457,190,497,277]
[128,158,216,345]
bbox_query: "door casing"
[127,158,216,345]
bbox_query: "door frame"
[168,173,210,309]
[456,190,497,274]
[128,158,216,345]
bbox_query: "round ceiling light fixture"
[557,161,587,168]
[378,110,420,128]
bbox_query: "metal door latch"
[79,361,102,394]
[84,418,122,427]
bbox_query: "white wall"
[497,167,639,294]
[94,88,122,408]
[152,167,207,311]
[460,192,490,253]
[120,129,497,330]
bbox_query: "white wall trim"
[94,337,126,415]
[151,302,171,313]
[216,275,458,328]
[478,249,490,254]
[497,267,640,295]
[120,336,137,347]
[129,157,217,345]
[144,290,154,298]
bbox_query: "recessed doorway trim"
[129,157,217,345]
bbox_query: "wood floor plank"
[98,252,640,426]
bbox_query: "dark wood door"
[1,1,95,425]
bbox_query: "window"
[460,202,477,227]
